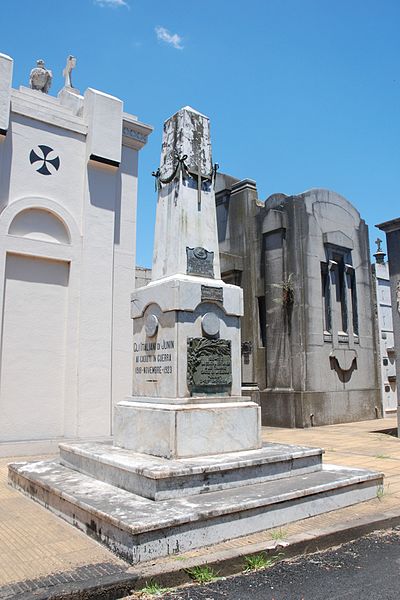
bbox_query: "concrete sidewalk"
[1,417,399,598]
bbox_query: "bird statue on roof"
[29,59,52,94]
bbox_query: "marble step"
[59,441,324,500]
[8,459,382,564]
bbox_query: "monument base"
[9,452,382,564]
[114,398,261,459]
[58,441,323,500]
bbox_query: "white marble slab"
[59,440,323,499]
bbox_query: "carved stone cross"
[375,238,383,252]
[63,55,77,88]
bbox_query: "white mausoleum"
[373,246,397,415]
[0,53,152,454]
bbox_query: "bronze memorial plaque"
[187,337,232,394]
[186,246,214,278]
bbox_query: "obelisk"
[114,106,261,458]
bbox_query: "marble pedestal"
[114,398,261,459]
[115,273,261,459]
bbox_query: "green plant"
[375,454,390,459]
[244,553,269,571]
[244,552,285,572]
[376,484,385,500]
[184,565,218,583]
[140,579,169,596]
[272,274,295,307]
[271,527,288,541]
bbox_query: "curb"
[129,509,400,590]
[6,510,400,599]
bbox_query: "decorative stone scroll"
[186,247,214,278]
[187,337,231,394]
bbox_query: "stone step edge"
[58,441,324,480]
[130,510,400,591]
[8,461,383,537]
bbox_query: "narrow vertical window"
[258,296,266,347]
[347,265,359,336]
[321,262,331,333]
[333,254,348,333]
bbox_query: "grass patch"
[243,552,285,572]
[375,454,391,459]
[140,579,170,596]
[184,565,219,583]
[271,527,288,541]
[376,484,385,500]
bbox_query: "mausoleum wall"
[0,53,152,454]
[216,175,382,428]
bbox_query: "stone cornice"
[122,116,153,150]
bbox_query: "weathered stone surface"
[152,107,221,281]
[159,106,212,180]
[216,176,382,427]
[9,459,383,564]
[59,441,323,500]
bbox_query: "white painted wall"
[0,54,152,452]
[0,254,69,440]
[375,260,397,414]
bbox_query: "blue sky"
[1,0,399,267]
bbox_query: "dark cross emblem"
[29,145,60,176]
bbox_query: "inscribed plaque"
[201,285,223,303]
[187,337,231,394]
[186,247,214,278]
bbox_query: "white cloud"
[155,26,183,50]
[94,0,129,8]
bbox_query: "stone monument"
[9,107,383,564]
[114,105,261,458]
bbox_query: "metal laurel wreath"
[152,154,219,191]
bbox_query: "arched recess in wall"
[8,207,71,244]
[0,198,81,443]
